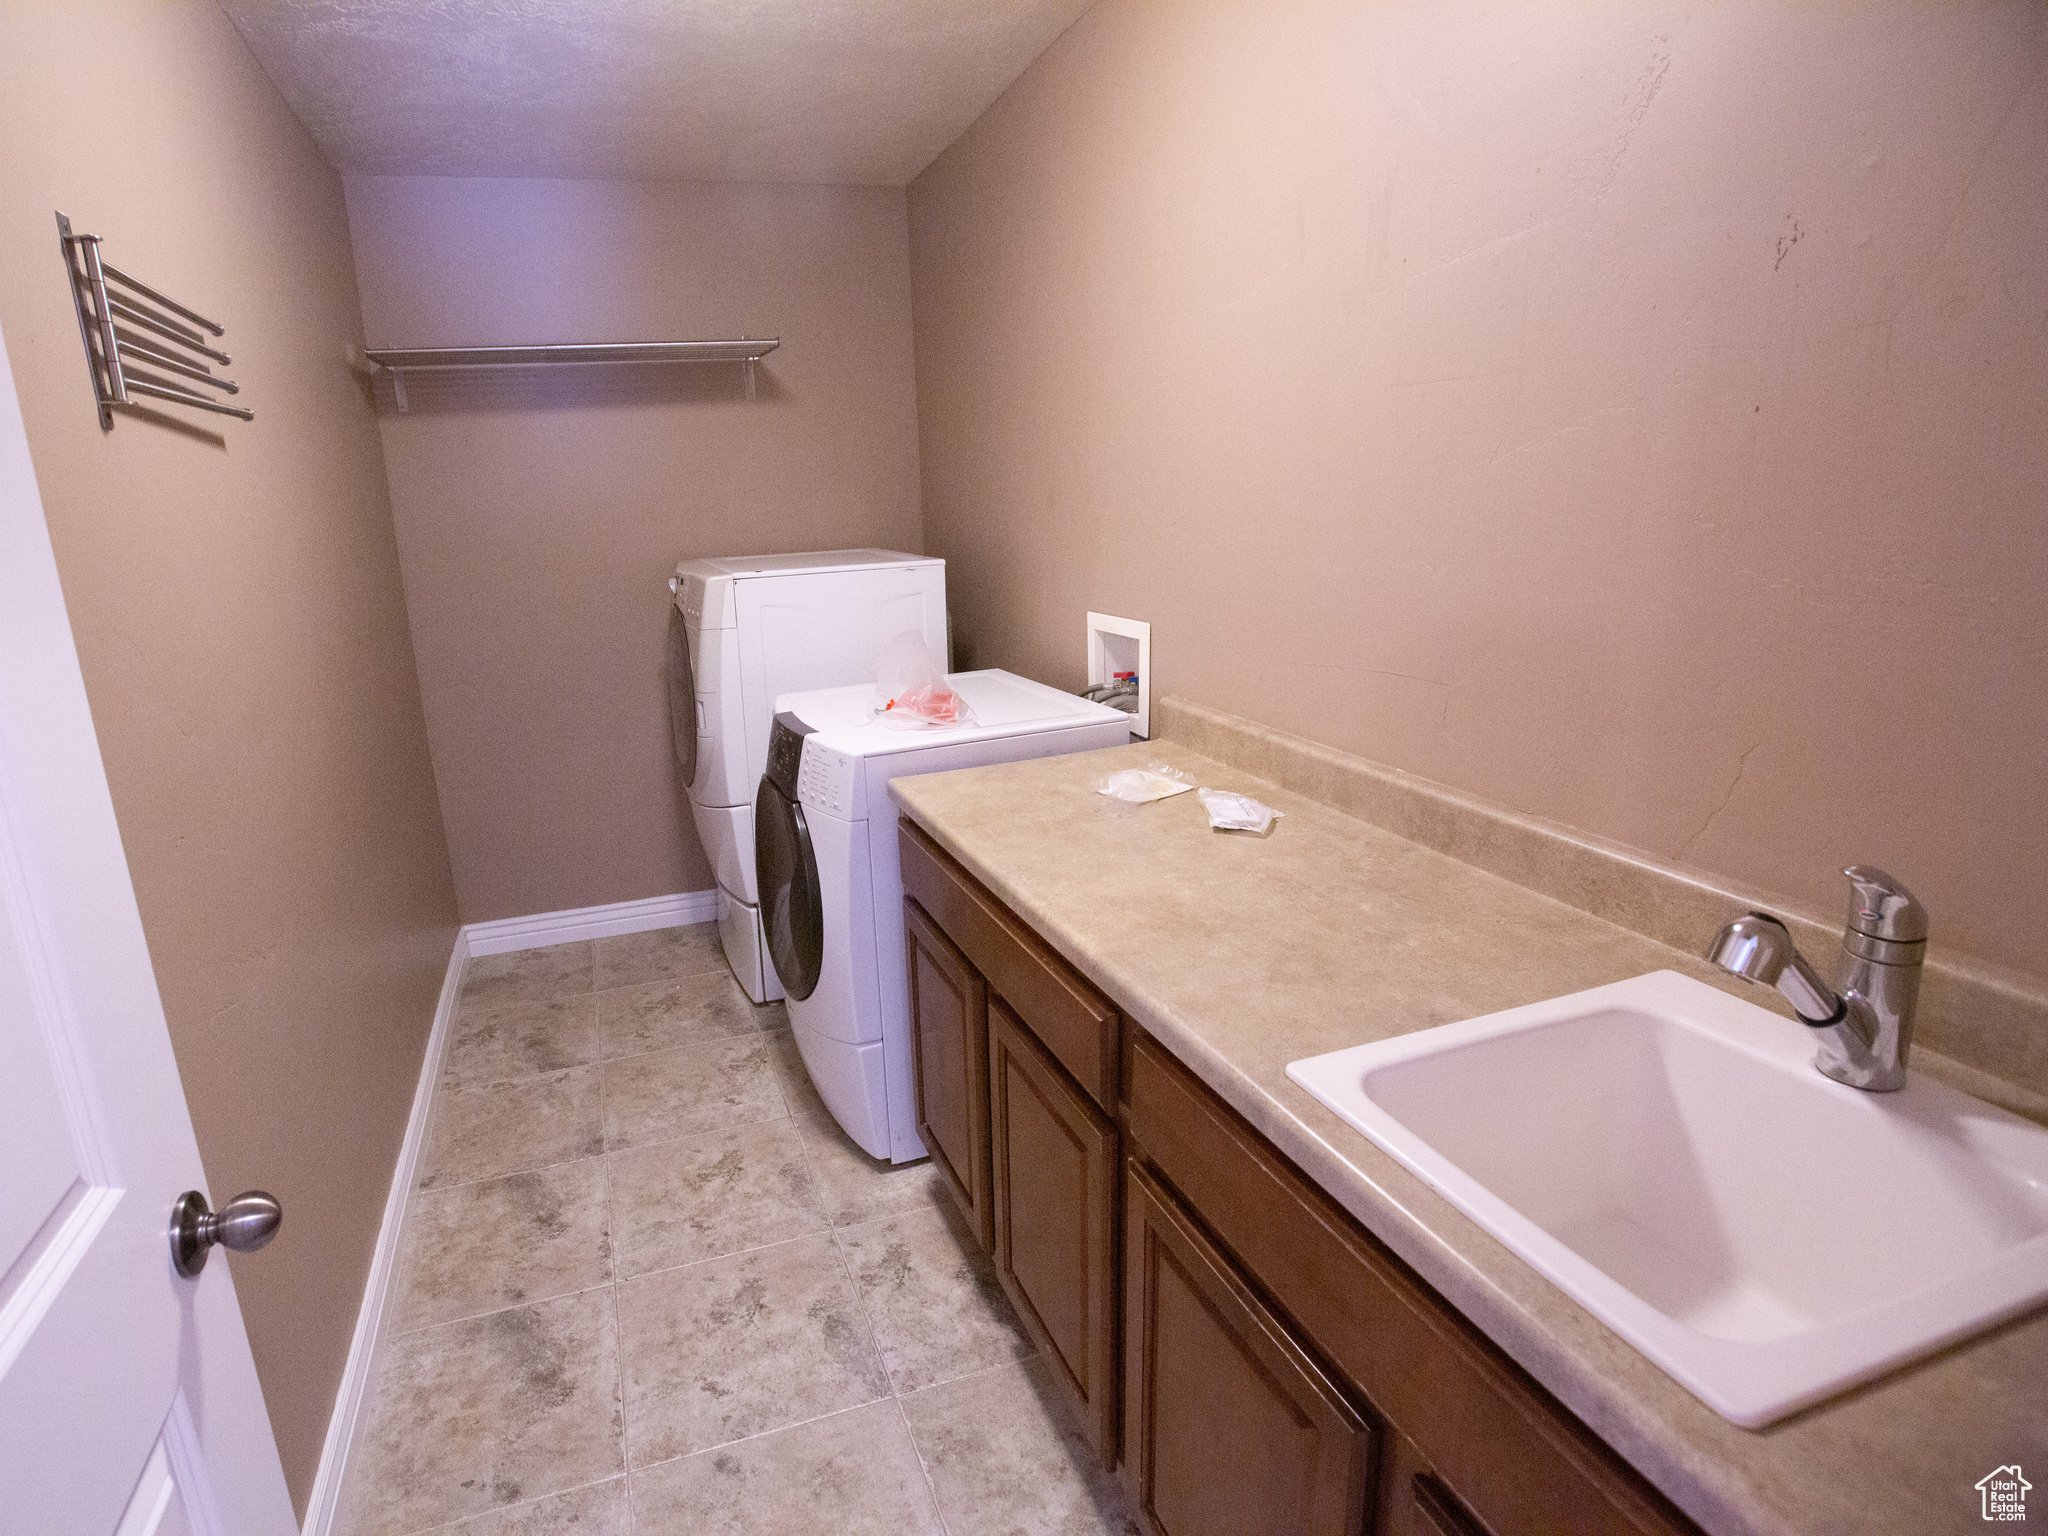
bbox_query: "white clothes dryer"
[667,550,946,1002]
[755,671,1130,1161]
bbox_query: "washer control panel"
[796,736,857,818]
[763,712,811,799]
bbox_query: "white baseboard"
[300,889,724,1532]
[463,888,720,957]
[298,926,468,1536]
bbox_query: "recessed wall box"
[1086,612,1150,739]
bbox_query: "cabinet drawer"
[1126,1159,1375,1536]
[1371,1430,1498,1536]
[905,896,993,1251]
[989,997,1119,1466]
[1409,1473,1496,1536]
[1124,1031,1696,1536]
[900,819,1118,1109]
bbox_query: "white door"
[0,325,296,1533]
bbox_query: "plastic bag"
[1197,787,1283,834]
[1097,762,1197,803]
[872,631,972,728]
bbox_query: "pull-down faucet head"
[1705,866,1926,1092]
[1704,913,1844,1025]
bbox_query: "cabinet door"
[1408,1473,1496,1536]
[905,896,993,1250]
[989,996,1119,1466]
[900,819,1120,1108]
[1373,1430,1496,1536]
[1125,1160,1375,1536]
[1126,1031,1699,1536]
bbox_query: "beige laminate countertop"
[889,739,2047,1536]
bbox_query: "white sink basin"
[1287,970,2048,1426]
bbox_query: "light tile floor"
[334,925,1142,1536]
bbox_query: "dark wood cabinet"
[1125,1159,1375,1536]
[902,821,1123,1465]
[1370,1431,1494,1536]
[1124,1031,1694,1536]
[896,818,1701,1536]
[898,819,1118,1106]
[1403,1472,1495,1536]
[988,995,1120,1467]
[905,896,993,1249]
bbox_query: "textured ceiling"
[220,0,1093,185]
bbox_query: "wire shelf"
[362,338,780,409]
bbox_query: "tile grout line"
[827,1210,925,1402]
[609,968,850,1510]
[414,1146,614,1198]
[442,942,1039,1533]
[826,1193,1044,1391]
[461,929,728,1008]
[772,1055,905,1402]
[619,1224,830,1296]
[893,1393,956,1536]
[626,1392,902,1482]
[440,1016,780,1100]
[563,945,643,1530]
[384,1279,618,1342]
[770,1048,1047,1419]
[419,1058,796,1199]
[366,945,779,1535]
[772,1055,927,1430]
[459,963,740,1029]
[601,1134,637,1533]
[896,1350,1046,1404]
[363,953,596,1536]
[589,944,638,1534]
[590,965,738,1001]
[416,1101,795,1196]
[330,961,461,1536]
[330,959,475,1534]
[564,1156,972,1320]
[373,1316,1040,1530]
[603,1078,902,1494]
[380,1470,630,1536]
[408,1112,835,1334]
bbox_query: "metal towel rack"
[57,213,252,429]
[362,338,780,411]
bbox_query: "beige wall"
[0,3,457,1514]
[909,0,2048,978]
[347,176,925,922]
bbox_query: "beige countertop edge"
[893,787,1758,1536]
[889,741,2046,1536]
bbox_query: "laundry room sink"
[1287,970,2048,1426]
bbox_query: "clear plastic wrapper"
[1197,787,1283,834]
[871,631,973,728]
[1096,762,1197,803]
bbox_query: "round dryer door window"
[755,776,823,1000]
[666,606,698,788]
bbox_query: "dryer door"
[666,605,699,788]
[756,775,823,1001]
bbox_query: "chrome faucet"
[1705,866,1928,1091]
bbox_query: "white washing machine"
[667,550,947,1002]
[755,671,1130,1161]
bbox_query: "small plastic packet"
[1197,787,1284,835]
[871,631,973,728]
[1096,761,1197,803]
